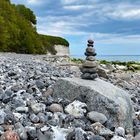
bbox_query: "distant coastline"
[71,55,140,62]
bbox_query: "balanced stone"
[86,56,96,61]
[87,43,93,47]
[80,39,98,80]
[80,67,97,74]
[82,60,97,68]
[88,39,94,44]
[86,47,95,53]
[81,73,98,80]
[85,52,96,56]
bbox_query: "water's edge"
[70,55,140,62]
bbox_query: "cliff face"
[54,45,69,56]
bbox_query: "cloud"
[28,0,38,4]
[61,0,78,4]
[64,5,94,10]
[106,4,140,20]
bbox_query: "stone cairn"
[80,39,98,80]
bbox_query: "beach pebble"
[111,135,126,140]
[31,103,46,114]
[87,111,107,124]
[29,114,39,123]
[1,131,20,140]
[65,100,87,118]
[49,103,63,113]
[16,107,29,113]
[115,127,125,137]
[88,135,106,140]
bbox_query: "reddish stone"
[1,131,20,140]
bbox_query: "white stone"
[115,127,125,137]
[111,136,126,140]
[65,100,87,118]
[41,126,50,132]
[31,103,46,114]
[116,65,127,70]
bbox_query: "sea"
[70,55,140,62]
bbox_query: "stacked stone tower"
[80,39,98,80]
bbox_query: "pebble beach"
[0,53,140,140]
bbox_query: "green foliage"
[0,0,69,54]
[16,4,36,25]
[70,58,84,64]
[99,60,111,64]
[99,60,140,71]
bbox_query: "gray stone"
[11,84,20,92]
[97,67,109,79]
[0,110,6,124]
[31,102,46,114]
[0,88,4,94]
[87,111,107,124]
[2,90,13,103]
[52,78,134,133]
[88,39,94,44]
[82,61,97,68]
[88,135,106,140]
[134,125,140,136]
[75,128,86,140]
[115,127,125,137]
[37,113,48,123]
[111,136,126,140]
[85,52,96,56]
[80,67,97,74]
[16,107,29,113]
[49,103,63,113]
[98,127,114,138]
[0,126,4,135]
[36,80,45,89]
[81,73,98,80]
[133,133,140,140]
[86,56,96,61]
[15,122,28,140]
[86,47,95,53]
[25,126,37,139]
[30,114,40,123]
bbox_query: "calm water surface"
[71,55,140,62]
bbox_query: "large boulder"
[52,78,134,133]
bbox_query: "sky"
[11,0,140,56]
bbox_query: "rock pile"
[80,39,98,80]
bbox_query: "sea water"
[71,55,140,62]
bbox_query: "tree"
[16,4,36,25]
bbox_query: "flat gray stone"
[83,60,97,68]
[87,111,107,124]
[52,78,134,133]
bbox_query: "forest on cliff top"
[0,0,69,54]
